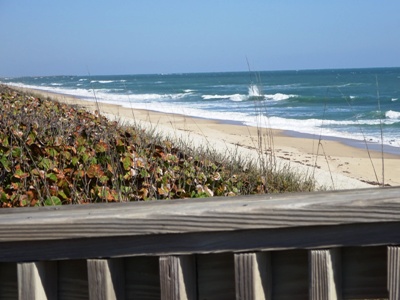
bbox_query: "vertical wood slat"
[234,252,271,300]
[17,261,57,300]
[87,259,125,300]
[159,255,196,300]
[309,249,341,300]
[388,246,400,300]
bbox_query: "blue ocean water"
[2,68,400,149]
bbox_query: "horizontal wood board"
[0,187,399,242]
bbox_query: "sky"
[1,1,400,77]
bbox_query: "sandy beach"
[14,86,400,190]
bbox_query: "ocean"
[1,68,400,151]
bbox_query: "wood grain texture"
[87,259,125,300]
[271,250,309,300]
[0,263,18,300]
[388,246,400,300]
[17,261,57,300]
[0,188,399,242]
[234,252,271,300]
[58,260,89,300]
[309,249,341,300]
[159,256,196,300]
[197,253,235,300]
[1,222,400,263]
[341,246,387,299]
[125,256,160,300]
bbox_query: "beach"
[14,86,400,190]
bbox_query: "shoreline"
[9,85,400,189]
[9,84,400,156]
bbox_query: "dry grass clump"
[0,85,314,207]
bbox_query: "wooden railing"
[1,187,400,299]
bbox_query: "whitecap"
[392,98,398,102]
[248,84,262,98]
[98,80,114,84]
[50,83,63,86]
[202,94,233,100]
[386,110,400,119]
[264,93,297,101]
[230,94,247,101]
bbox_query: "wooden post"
[17,261,57,300]
[388,246,400,300]
[309,249,341,300]
[87,258,125,300]
[234,252,271,300]
[159,255,196,300]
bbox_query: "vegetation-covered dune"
[0,85,314,207]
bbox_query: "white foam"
[203,94,240,100]
[264,93,297,101]
[386,110,400,119]
[230,94,247,101]
[4,82,399,148]
[248,84,262,98]
[90,80,114,84]
[392,98,398,102]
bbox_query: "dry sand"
[14,87,400,190]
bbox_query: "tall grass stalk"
[375,75,385,187]
[335,86,381,185]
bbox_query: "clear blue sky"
[1,1,399,76]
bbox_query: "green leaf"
[122,156,132,171]
[0,192,8,203]
[46,148,58,158]
[46,173,57,182]
[0,155,11,172]
[12,147,22,158]
[71,156,79,166]
[58,190,68,200]
[44,196,62,206]
[14,168,29,179]
[39,157,53,170]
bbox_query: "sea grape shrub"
[0,85,276,207]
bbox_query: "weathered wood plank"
[234,252,271,300]
[1,222,400,262]
[272,250,309,300]
[17,261,57,300]
[197,253,235,300]
[87,259,125,300]
[342,246,387,299]
[58,260,89,300]
[159,255,196,300]
[125,256,160,300]
[0,263,18,300]
[388,246,400,300]
[309,249,341,300]
[0,188,400,242]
